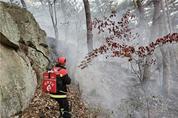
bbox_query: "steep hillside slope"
[0,2,49,117]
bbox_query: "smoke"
[28,1,143,117]
[27,0,178,117]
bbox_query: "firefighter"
[50,57,71,118]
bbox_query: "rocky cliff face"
[0,2,49,117]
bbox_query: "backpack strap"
[52,67,60,72]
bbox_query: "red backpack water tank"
[42,71,57,93]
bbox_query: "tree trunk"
[160,47,170,97]
[20,0,27,9]
[47,0,59,40]
[142,0,161,82]
[145,0,170,97]
[160,0,171,97]
[135,0,149,41]
[10,0,13,3]
[164,0,172,33]
[136,0,144,25]
[150,0,161,40]
[83,0,93,53]
[61,0,70,41]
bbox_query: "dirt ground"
[12,85,94,118]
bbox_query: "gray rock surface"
[0,2,49,117]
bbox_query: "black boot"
[62,111,71,118]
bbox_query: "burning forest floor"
[13,85,100,118]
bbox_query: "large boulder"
[0,2,49,117]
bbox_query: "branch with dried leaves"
[79,11,178,69]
